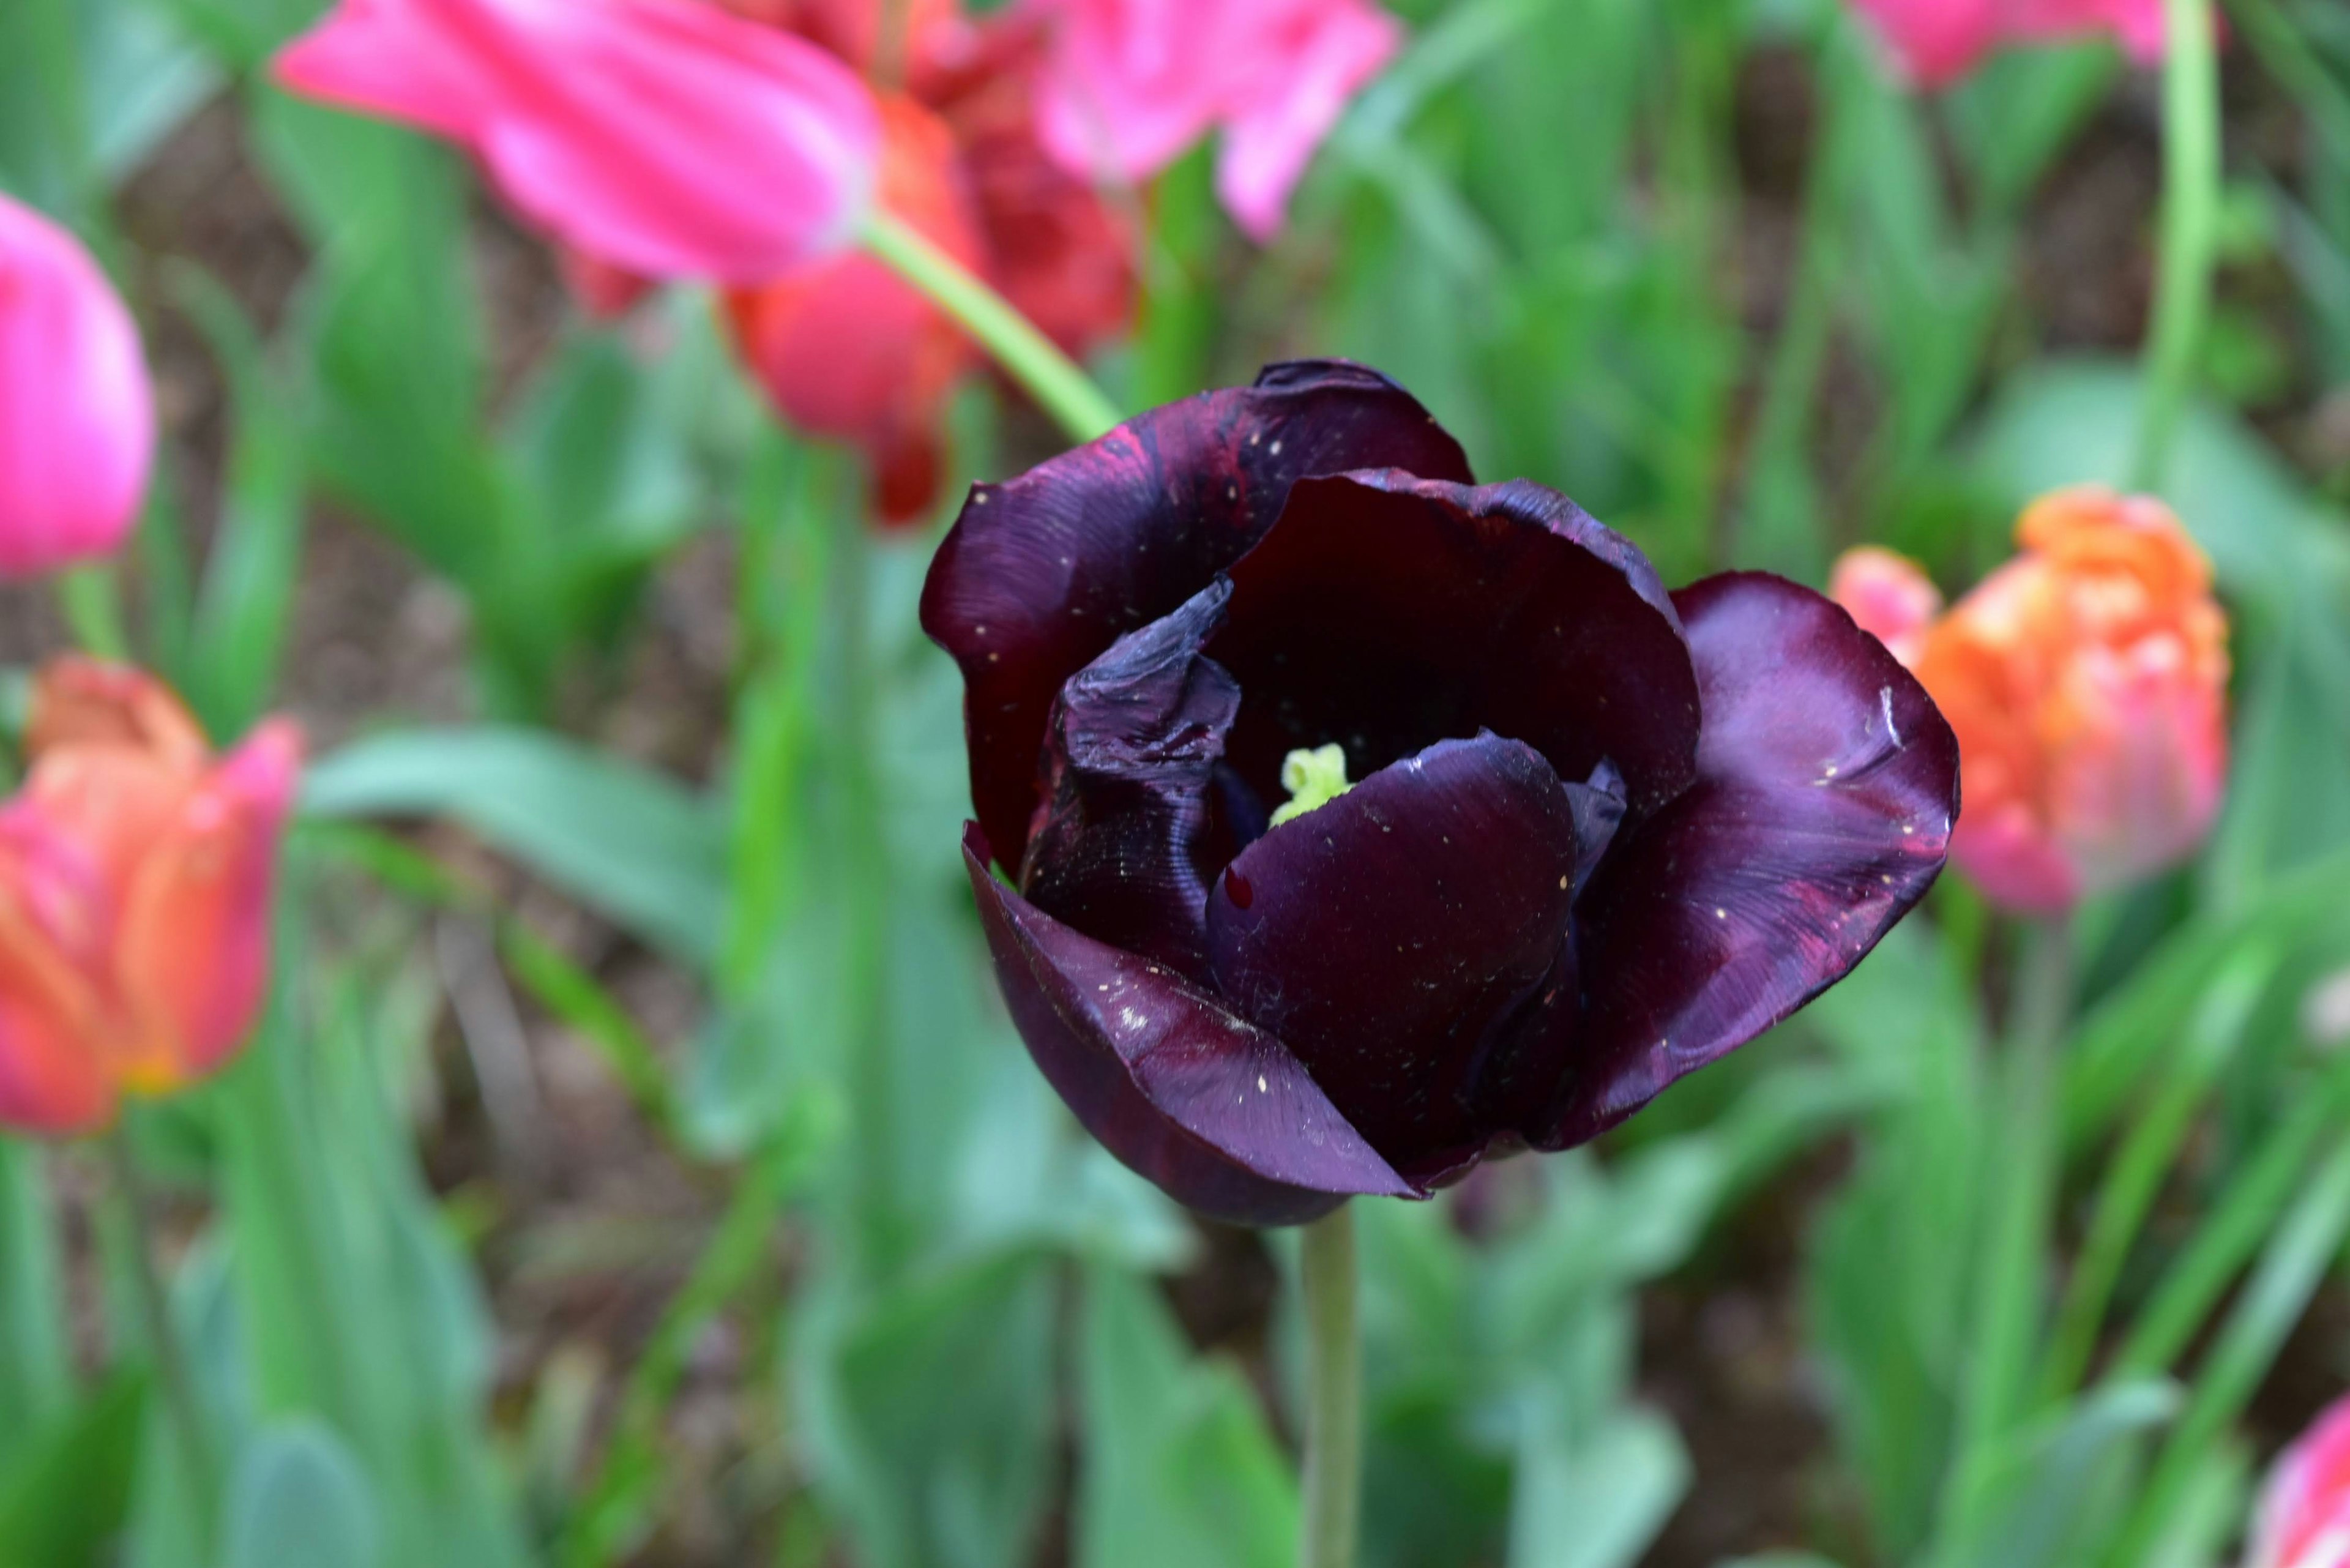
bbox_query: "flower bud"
[0,661,300,1134]
[0,195,153,580]
[2246,1392,2350,1568]
[1837,488,2230,914]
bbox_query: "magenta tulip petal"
[275,0,882,284]
[1203,734,1579,1182]
[965,826,1413,1225]
[1544,573,1960,1147]
[921,360,1472,870]
[1023,583,1240,979]
[1033,0,1403,239]
[1209,472,1701,819]
[0,195,153,580]
[1214,0,1401,238]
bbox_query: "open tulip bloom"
[923,362,1961,1225]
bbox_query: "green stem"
[55,564,132,663]
[857,210,1122,446]
[2132,0,2221,490]
[1938,918,2075,1561]
[1299,1204,1362,1568]
[105,1127,217,1548]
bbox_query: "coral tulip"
[1829,487,2228,914]
[0,195,154,579]
[2247,1393,2350,1568]
[1030,0,1402,239]
[274,0,884,285]
[925,362,1958,1223]
[0,661,301,1135]
[1847,0,2168,89]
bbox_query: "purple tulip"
[923,362,1960,1225]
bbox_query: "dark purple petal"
[922,362,1474,869]
[1564,760,1627,900]
[1022,583,1238,979]
[964,826,1415,1226]
[1208,473,1702,821]
[1540,573,1960,1148]
[1203,734,1580,1184]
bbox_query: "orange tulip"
[0,660,300,1133]
[1829,487,2229,914]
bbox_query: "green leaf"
[0,1142,70,1465]
[0,1374,148,1568]
[223,1421,382,1568]
[1074,1264,1297,1568]
[1507,1406,1690,1568]
[166,266,308,739]
[302,726,726,967]
[798,1250,1058,1568]
[1945,1380,2179,1568]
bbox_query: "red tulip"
[1847,0,2166,88]
[2248,1394,2350,1568]
[719,0,1135,521]
[0,195,154,579]
[274,0,884,285]
[1029,0,1401,239]
[725,96,986,524]
[1830,488,2229,914]
[0,661,301,1135]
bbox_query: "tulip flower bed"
[8,1,2350,1567]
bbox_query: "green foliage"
[7,0,2350,1565]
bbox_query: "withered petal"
[1203,734,1578,1184]
[1021,582,1239,979]
[964,825,1414,1225]
[1209,474,1701,819]
[921,360,1473,869]
[1545,573,1959,1147]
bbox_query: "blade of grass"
[2100,1137,2350,1568]
[2037,945,2279,1401]
[2109,1045,2350,1381]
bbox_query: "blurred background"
[5,0,2350,1565]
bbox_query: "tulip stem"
[105,1127,218,1547]
[857,209,1123,447]
[1299,1203,1362,1568]
[1938,917,2076,1561]
[55,564,132,663]
[2132,0,2221,491]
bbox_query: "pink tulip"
[1848,0,2166,88]
[1031,0,1401,240]
[1828,545,1943,667]
[274,0,886,284]
[2247,1393,2350,1568]
[0,196,154,580]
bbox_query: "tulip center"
[1268,744,1352,827]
